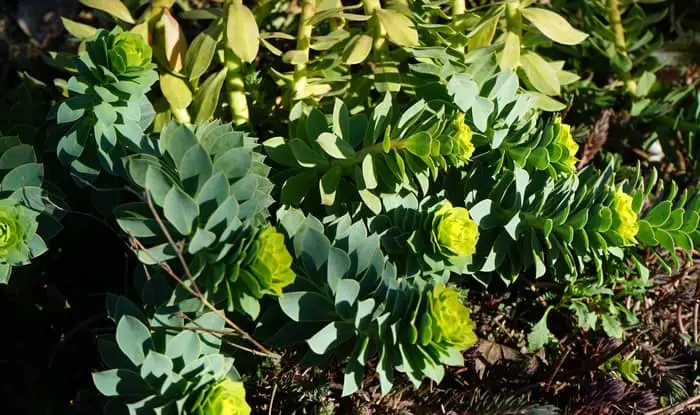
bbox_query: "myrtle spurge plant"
[115,120,280,318]
[93,296,252,414]
[0,135,61,283]
[260,208,478,395]
[52,27,158,182]
[2,0,694,412]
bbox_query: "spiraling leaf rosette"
[190,378,251,415]
[447,155,654,285]
[425,71,583,178]
[107,32,153,75]
[248,225,295,295]
[427,283,477,349]
[93,299,245,414]
[553,117,579,170]
[115,121,277,318]
[263,96,491,214]
[0,135,60,284]
[53,27,158,182]
[0,200,39,279]
[369,194,478,278]
[431,201,479,258]
[449,113,475,164]
[262,208,477,397]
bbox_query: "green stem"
[505,2,522,36]
[224,49,249,125]
[290,0,316,103]
[328,0,346,31]
[607,0,636,93]
[334,138,407,168]
[452,0,466,16]
[362,0,388,59]
[221,0,250,125]
[608,0,627,56]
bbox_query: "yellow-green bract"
[249,225,296,295]
[613,189,639,244]
[0,203,25,259]
[191,378,251,415]
[428,283,478,350]
[452,113,476,163]
[432,201,480,258]
[0,199,37,266]
[107,31,153,75]
[554,117,579,170]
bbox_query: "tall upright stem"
[290,0,316,102]
[505,2,522,36]
[328,0,345,31]
[223,0,250,125]
[608,0,627,56]
[362,0,388,59]
[224,49,249,125]
[607,0,636,93]
[452,0,466,16]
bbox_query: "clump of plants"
[1,0,699,413]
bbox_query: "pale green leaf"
[184,25,220,80]
[467,15,500,51]
[343,34,373,65]
[375,9,418,47]
[226,4,260,62]
[499,31,520,70]
[521,52,560,96]
[60,17,98,39]
[526,91,566,111]
[160,73,192,110]
[522,7,588,45]
[192,68,227,123]
[80,0,135,24]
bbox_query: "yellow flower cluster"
[193,378,251,415]
[453,113,475,163]
[0,204,24,259]
[433,201,479,258]
[428,283,477,350]
[613,189,639,244]
[554,117,578,170]
[249,226,296,295]
[108,31,153,74]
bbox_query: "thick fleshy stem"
[334,138,407,169]
[362,0,388,58]
[328,0,345,31]
[224,48,249,126]
[505,1,522,37]
[452,0,466,16]
[222,0,250,125]
[607,0,636,93]
[289,0,316,104]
